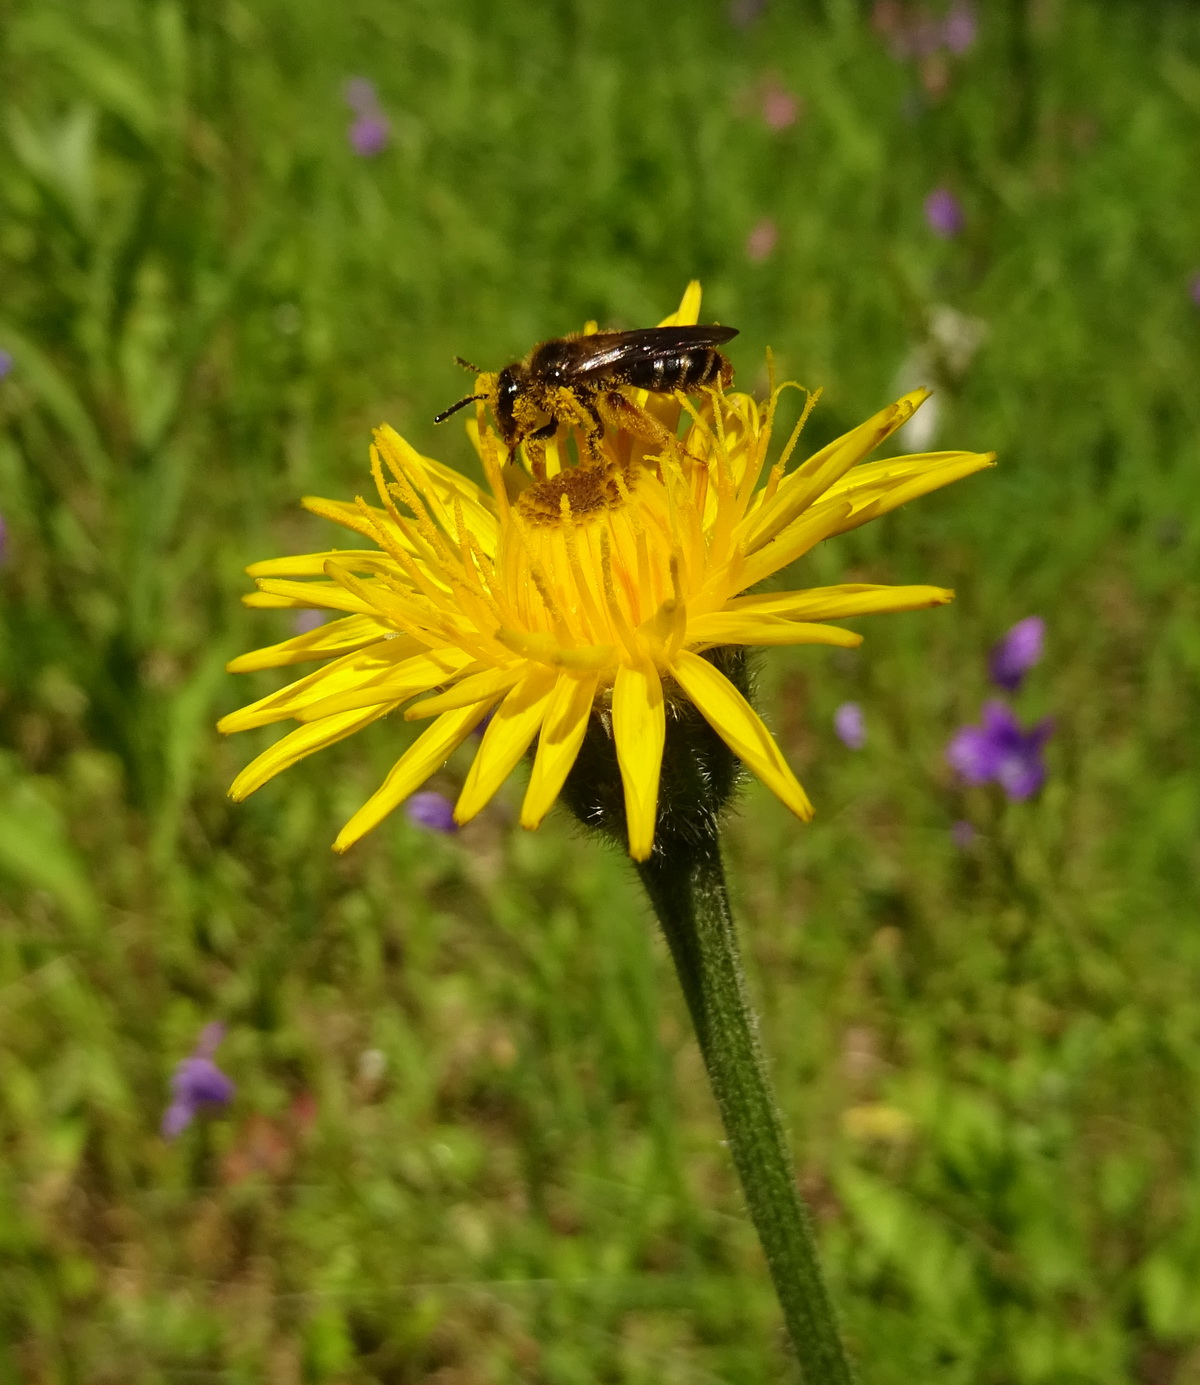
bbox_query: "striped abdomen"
[625,348,730,394]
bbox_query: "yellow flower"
[220,284,993,860]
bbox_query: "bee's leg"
[580,397,606,458]
[598,391,678,455]
[522,417,562,482]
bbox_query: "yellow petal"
[725,584,954,621]
[612,661,666,861]
[671,650,813,821]
[733,500,854,593]
[301,495,414,548]
[229,705,394,801]
[686,614,862,648]
[226,615,399,673]
[744,390,930,552]
[252,577,380,616]
[659,280,702,328]
[218,642,436,734]
[405,662,524,719]
[823,451,996,537]
[521,672,601,829]
[295,650,478,723]
[334,701,494,852]
[245,551,388,578]
[454,666,559,823]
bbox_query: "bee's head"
[494,364,524,445]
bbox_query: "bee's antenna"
[434,394,486,424]
[454,356,482,373]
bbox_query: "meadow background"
[2,0,1199,1380]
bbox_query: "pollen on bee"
[516,460,638,527]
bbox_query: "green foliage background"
[1,0,1199,1380]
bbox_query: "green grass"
[2,0,1200,1379]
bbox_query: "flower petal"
[230,705,394,801]
[725,583,954,620]
[454,665,559,823]
[686,614,862,648]
[405,662,525,719]
[333,700,495,852]
[671,650,813,821]
[743,391,930,551]
[226,614,400,673]
[218,642,442,733]
[820,451,995,537]
[521,672,602,829]
[613,661,666,861]
[732,500,854,593]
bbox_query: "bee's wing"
[570,325,739,379]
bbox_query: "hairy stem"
[638,831,857,1384]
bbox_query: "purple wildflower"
[350,114,389,157]
[0,350,12,380]
[834,702,867,750]
[162,1023,235,1139]
[946,701,1053,801]
[988,616,1045,692]
[924,187,964,238]
[292,609,325,635]
[943,4,978,54]
[405,790,458,835]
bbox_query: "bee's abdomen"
[625,349,729,394]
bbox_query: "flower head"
[988,615,1045,691]
[1190,273,1200,309]
[924,187,964,238]
[943,4,978,54]
[343,76,389,156]
[0,350,12,380]
[221,284,993,859]
[162,1023,235,1139]
[833,701,867,749]
[350,115,389,157]
[946,701,1052,801]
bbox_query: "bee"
[434,323,738,468]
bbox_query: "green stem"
[638,830,857,1384]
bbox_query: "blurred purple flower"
[947,701,1053,801]
[405,790,457,834]
[925,187,964,238]
[988,616,1045,692]
[344,76,380,114]
[1190,273,1200,308]
[943,4,978,54]
[745,217,779,263]
[292,609,326,635]
[0,350,12,379]
[162,1023,235,1139]
[951,819,977,849]
[834,701,867,750]
[0,515,7,567]
[350,114,389,157]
